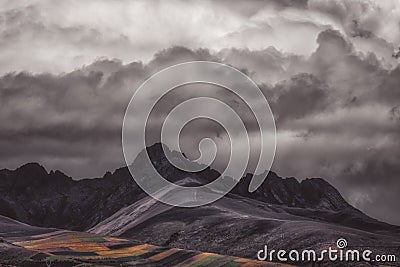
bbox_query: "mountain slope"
[0,216,286,267]
[89,185,400,261]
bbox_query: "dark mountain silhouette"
[0,162,144,230]
[0,144,398,231]
[0,143,399,263]
[0,143,396,232]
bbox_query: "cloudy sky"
[0,0,399,225]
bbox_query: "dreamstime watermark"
[122,61,276,207]
[257,238,397,263]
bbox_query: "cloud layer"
[0,0,398,73]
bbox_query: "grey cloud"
[389,106,400,121]
[268,73,329,124]
[0,47,226,178]
[2,0,398,74]
[218,47,307,85]
[308,0,400,43]
[377,66,400,104]
[0,20,399,226]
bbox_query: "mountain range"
[0,143,399,264]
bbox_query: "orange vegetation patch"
[148,248,182,261]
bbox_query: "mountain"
[0,143,399,264]
[0,162,145,230]
[0,144,220,231]
[88,144,400,262]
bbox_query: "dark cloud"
[0,47,225,178]
[1,35,400,225]
[268,73,329,123]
